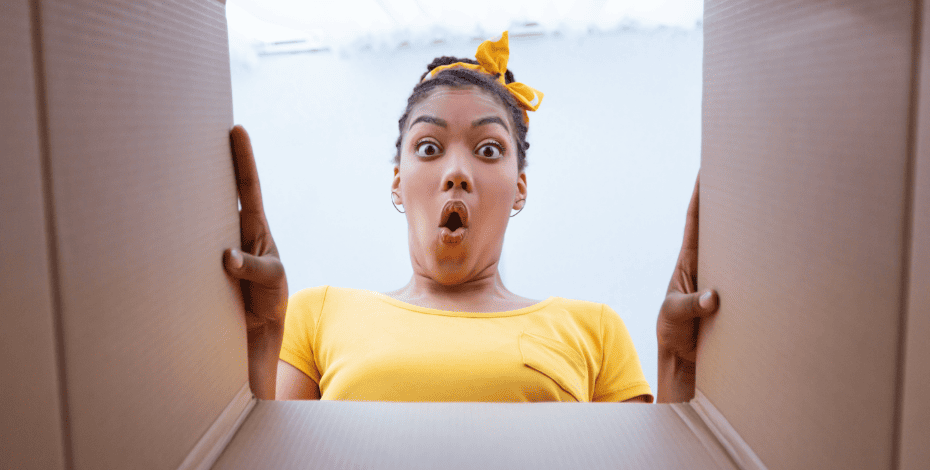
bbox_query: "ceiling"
[227,0,703,52]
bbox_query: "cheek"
[398,162,435,208]
[477,172,519,213]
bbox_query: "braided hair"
[394,56,531,172]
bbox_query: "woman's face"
[393,86,527,286]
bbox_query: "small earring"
[510,198,526,218]
[391,192,405,214]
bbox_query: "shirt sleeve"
[592,303,654,403]
[279,285,328,385]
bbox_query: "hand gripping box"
[1,1,927,469]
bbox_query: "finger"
[229,125,266,218]
[680,346,698,363]
[661,289,718,323]
[223,248,284,287]
[667,172,702,295]
[681,172,700,255]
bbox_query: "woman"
[222,32,718,404]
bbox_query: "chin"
[430,257,474,285]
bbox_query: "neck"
[390,259,524,312]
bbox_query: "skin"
[657,174,720,403]
[223,88,718,404]
[222,126,288,401]
[384,87,535,313]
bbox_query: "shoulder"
[545,297,630,332]
[537,297,609,330]
[546,297,607,319]
[549,296,604,312]
[288,285,330,308]
[285,286,369,333]
[288,285,388,311]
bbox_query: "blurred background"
[226,0,704,395]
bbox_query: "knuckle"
[267,259,285,281]
[660,293,686,323]
[656,324,669,346]
[656,319,676,350]
[240,256,259,276]
[659,296,672,315]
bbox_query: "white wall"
[229,28,703,395]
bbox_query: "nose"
[445,178,469,192]
[441,146,473,193]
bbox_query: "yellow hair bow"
[423,31,544,123]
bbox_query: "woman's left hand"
[656,172,719,403]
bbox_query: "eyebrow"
[410,115,447,129]
[472,116,509,132]
[410,115,510,132]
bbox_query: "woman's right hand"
[223,125,288,399]
[656,172,719,403]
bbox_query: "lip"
[439,200,469,229]
[440,226,467,244]
[438,200,469,245]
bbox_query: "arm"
[656,172,719,403]
[246,323,285,400]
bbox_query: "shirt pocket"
[518,332,588,402]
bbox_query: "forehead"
[407,86,511,129]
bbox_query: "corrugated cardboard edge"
[177,383,256,470]
[670,403,739,470]
[686,391,767,470]
[897,0,930,468]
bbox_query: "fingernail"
[230,249,243,269]
[699,291,713,309]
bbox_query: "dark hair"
[394,56,531,172]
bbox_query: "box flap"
[687,391,765,470]
[211,401,737,470]
[178,384,256,470]
[0,1,66,469]
[35,0,247,468]
[697,0,918,468]
[899,0,930,467]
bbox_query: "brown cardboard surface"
[669,400,745,469]
[35,0,248,468]
[0,1,66,469]
[689,392,765,470]
[899,0,930,467]
[178,384,256,470]
[698,0,918,469]
[212,401,738,470]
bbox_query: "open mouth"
[444,212,464,231]
[439,200,469,244]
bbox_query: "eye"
[415,141,442,157]
[476,142,504,159]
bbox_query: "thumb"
[223,248,284,287]
[662,289,719,323]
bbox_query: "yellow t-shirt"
[280,286,653,403]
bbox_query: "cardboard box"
[0,1,66,469]
[2,1,248,469]
[697,0,929,469]
[1,0,926,469]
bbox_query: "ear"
[513,172,527,210]
[391,165,402,204]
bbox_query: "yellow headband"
[422,31,544,123]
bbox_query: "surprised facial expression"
[393,86,527,286]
